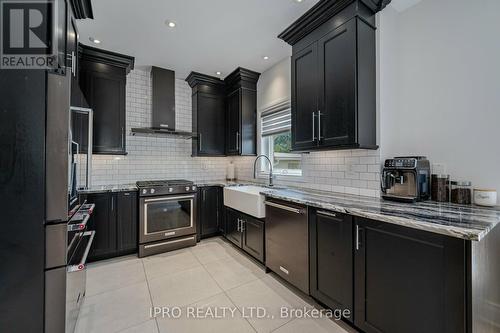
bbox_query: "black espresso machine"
[381,156,431,202]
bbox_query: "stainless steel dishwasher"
[265,198,309,294]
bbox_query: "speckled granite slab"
[261,188,500,241]
[77,184,138,194]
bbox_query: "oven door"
[139,194,197,243]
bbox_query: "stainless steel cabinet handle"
[318,110,322,140]
[111,196,114,211]
[121,127,125,148]
[236,132,240,151]
[199,133,202,151]
[264,201,304,214]
[312,112,316,141]
[237,218,240,232]
[71,51,76,76]
[67,231,95,273]
[241,220,245,232]
[356,225,360,251]
[317,210,338,218]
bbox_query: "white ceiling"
[77,0,320,79]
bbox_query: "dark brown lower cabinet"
[309,210,353,322]
[354,217,466,333]
[197,186,223,240]
[224,207,264,262]
[79,191,138,261]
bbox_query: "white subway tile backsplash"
[88,69,382,198]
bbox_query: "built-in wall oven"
[137,180,198,257]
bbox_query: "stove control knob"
[142,189,147,195]
[168,187,173,193]
[192,186,196,191]
[150,189,155,194]
[185,186,190,191]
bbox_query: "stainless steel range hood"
[131,66,197,139]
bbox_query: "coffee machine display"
[381,156,431,202]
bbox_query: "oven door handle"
[143,195,195,203]
[67,231,95,273]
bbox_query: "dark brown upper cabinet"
[279,0,387,152]
[186,72,226,156]
[78,44,134,155]
[224,68,260,156]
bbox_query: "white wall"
[378,0,500,201]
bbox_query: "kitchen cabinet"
[354,217,466,333]
[78,45,134,155]
[186,73,226,156]
[224,207,264,262]
[116,191,138,253]
[197,186,223,239]
[225,207,242,247]
[79,190,138,261]
[280,0,379,151]
[309,209,353,322]
[224,68,260,156]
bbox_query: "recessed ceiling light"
[216,71,221,75]
[294,0,304,3]
[89,37,101,44]
[166,21,176,28]
[263,56,269,60]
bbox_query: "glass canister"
[450,181,472,205]
[431,174,450,202]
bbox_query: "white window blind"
[261,101,291,137]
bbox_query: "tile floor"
[75,237,356,333]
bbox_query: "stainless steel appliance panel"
[46,72,70,222]
[265,199,309,294]
[45,267,66,333]
[139,195,197,243]
[45,223,68,269]
[139,235,197,257]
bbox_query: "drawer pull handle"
[279,266,289,275]
[264,201,304,214]
[317,210,338,218]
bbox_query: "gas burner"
[136,179,193,188]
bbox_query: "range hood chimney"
[131,66,197,139]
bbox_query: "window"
[260,103,302,177]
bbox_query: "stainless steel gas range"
[136,180,198,257]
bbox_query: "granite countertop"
[194,180,263,187]
[261,187,500,241]
[77,184,138,194]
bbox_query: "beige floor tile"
[142,249,201,280]
[148,266,222,307]
[204,256,266,291]
[156,293,255,333]
[273,317,352,333]
[86,258,146,297]
[119,320,158,333]
[190,239,241,264]
[226,276,312,333]
[75,282,152,333]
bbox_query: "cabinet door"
[242,215,264,262]
[240,89,257,155]
[224,208,242,247]
[354,218,466,333]
[80,62,126,154]
[310,210,353,321]
[199,187,220,238]
[291,43,318,151]
[318,20,356,147]
[116,191,137,253]
[226,89,241,155]
[82,193,117,261]
[197,93,225,156]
